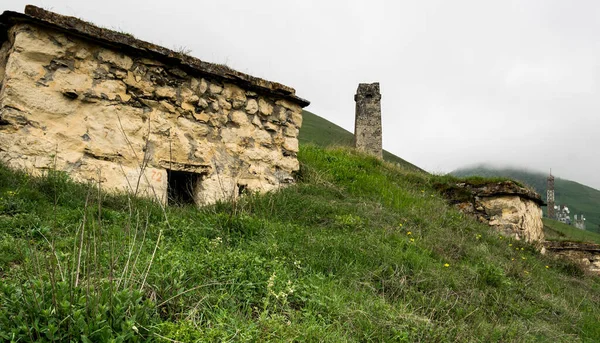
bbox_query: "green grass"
[299,110,424,172]
[543,218,600,244]
[453,166,600,234]
[1,146,600,342]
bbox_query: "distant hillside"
[299,110,423,172]
[453,166,600,234]
[543,218,600,244]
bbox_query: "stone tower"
[354,83,382,158]
[547,172,555,219]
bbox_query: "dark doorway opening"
[237,184,247,196]
[167,170,199,206]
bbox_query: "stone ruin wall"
[0,8,308,205]
[542,241,600,275]
[444,182,545,243]
[475,195,544,243]
[354,82,382,158]
[445,181,600,274]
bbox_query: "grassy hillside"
[453,166,600,234]
[543,218,600,244]
[1,146,600,341]
[299,110,423,172]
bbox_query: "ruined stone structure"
[354,83,382,158]
[439,181,545,243]
[0,6,309,205]
[439,180,600,274]
[542,241,600,275]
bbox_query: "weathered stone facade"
[0,6,309,205]
[354,82,382,158]
[439,181,545,243]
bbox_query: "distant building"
[574,214,586,230]
[555,205,571,225]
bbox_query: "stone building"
[574,214,586,230]
[555,205,571,224]
[543,241,600,275]
[440,181,545,243]
[354,82,382,158]
[0,6,309,205]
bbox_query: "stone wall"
[0,6,309,205]
[440,181,545,243]
[354,82,382,158]
[542,241,600,275]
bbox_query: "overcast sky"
[5,0,600,189]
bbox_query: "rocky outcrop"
[542,241,600,275]
[0,6,309,205]
[439,181,545,243]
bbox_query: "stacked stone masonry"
[442,181,545,243]
[354,82,382,158]
[0,6,309,205]
[542,241,600,275]
[442,181,600,274]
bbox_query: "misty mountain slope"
[453,166,600,234]
[298,110,424,172]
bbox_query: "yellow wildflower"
[407,231,412,236]
[444,263,450,268]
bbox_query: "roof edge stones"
[0,5,310,107]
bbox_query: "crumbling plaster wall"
[0,22,304,204]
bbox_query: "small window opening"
[237,184,247,196]
[167,170,199,206]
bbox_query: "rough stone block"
[258,98,273,116]
[246,99,258,114]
